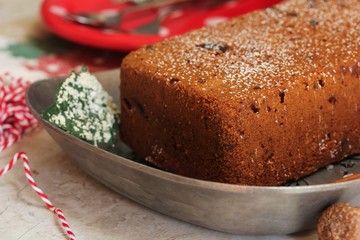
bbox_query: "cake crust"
[120,0,360,186]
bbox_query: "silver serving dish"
[25,69,360,235]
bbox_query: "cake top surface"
[124,0,360,100]
[42,68,119,146]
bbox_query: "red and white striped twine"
[0,152,76,240]
[0,73,76,240]
[0,74,37,151]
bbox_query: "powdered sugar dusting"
[42,70,119,146]
[132,0,359,100]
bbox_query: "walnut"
[317,203,360,240]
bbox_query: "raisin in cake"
[120,0,360,186]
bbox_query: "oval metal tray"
[25,69,360,235]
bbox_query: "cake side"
[120,62,229,181]
[216,69,360,185]
[120,0,360,186]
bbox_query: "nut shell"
[317,203,360,240]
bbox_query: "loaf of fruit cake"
[120,0,360,186]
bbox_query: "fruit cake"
[120,0,360,186]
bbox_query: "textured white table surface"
[0,0,317,239]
